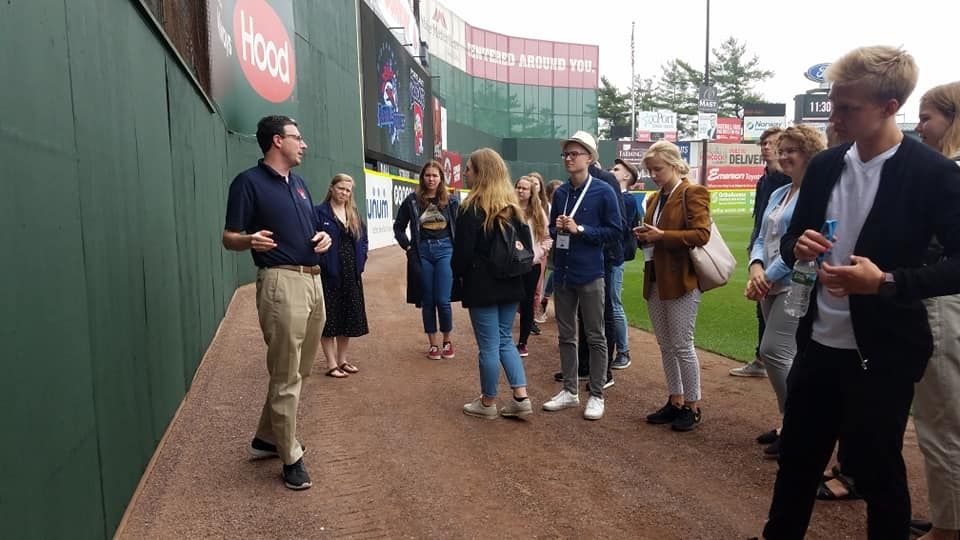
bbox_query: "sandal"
[816,472,861,501]
[325,367,349,378]
[338,362,359,374]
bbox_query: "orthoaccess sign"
[209,0,298,134]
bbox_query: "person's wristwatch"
[576,225,585,234]
[877,272,897,297]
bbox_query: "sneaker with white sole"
[462,397,498,419]
[499,398,533,418]
[441,341,456,359]
[729,360,767,377]
[610,354,631,370]
[542,389,580,411]
[281,458,312,490]
[583,395,605,420]
[427,345,442,360]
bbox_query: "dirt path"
[118,248,929,539]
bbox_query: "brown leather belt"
[273,265,321,275]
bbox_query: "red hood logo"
[233,0,296,103]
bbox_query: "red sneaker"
[441,341,455,359]
[427,345,441,360]
[517,344,529,357]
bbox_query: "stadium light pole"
[631,21,636,141]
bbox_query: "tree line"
[598,37,774,139]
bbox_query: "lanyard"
[652,182,679,226]
[563,177,593,220]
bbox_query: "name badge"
[643,245,654,261]
[556,233,571,250]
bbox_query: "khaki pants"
[916,294,960,530]
[254,267,325,465]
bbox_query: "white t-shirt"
[812,142,901,349]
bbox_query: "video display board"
[360,2,435,171]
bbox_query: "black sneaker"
[671,406,702,431]
[282,458,313,490]
[909,519,932,536]
[763,438,780,459]
[646,401,682,424]
[756,429,779,445]
[248,437,305,459]
[530,323,542,335]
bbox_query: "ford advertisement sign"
[804,63,830,84]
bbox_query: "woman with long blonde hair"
[513,176,552,357]
[315,174,369,377]
[911,80,960,540]
[452,148,532,419]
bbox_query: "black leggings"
[517,264,542,345]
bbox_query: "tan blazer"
[642,180,711,300]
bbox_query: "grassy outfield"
[621,213,758,362]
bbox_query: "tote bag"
[682,188,736,292]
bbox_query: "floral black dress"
[322,219,369,338]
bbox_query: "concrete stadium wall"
[0,0,363,538]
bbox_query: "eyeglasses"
[279,133,305,142]
[561,151,589,160]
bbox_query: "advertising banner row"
[365,166,757,252]
[421,0,599,89]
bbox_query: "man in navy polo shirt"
[222,115,332,490]
[542,131,622,420]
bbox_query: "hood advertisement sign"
[636,110,677,142]
[743,116,786,141]
[364,170,396,249]
[208,0,298,134]
[705,143,765,189]
[616,141,656,190]
[360,2,434,170]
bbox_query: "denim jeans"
[609,263,628,358]
[468,303,527,398]
[418,237,453,334]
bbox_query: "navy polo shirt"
[224,160,320,268]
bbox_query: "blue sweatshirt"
[549,175,622,286]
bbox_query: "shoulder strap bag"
[681,187,736,292]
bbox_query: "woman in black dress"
[316,174,369,378]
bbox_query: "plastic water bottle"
[783,259,818,317]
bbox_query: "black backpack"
[487,218,534,279]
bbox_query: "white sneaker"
[499,398,533,417]
[583,395,605,420]
[462,397,498,419]
[542,389,580,411]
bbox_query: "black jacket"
[780,137,960,381]
[589,164,627,267]
[452,205,525,308]
[392,192,459,305]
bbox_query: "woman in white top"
[514,176,552,357]
[911,80,960,540]
[745,124,825,459]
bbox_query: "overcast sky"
[450,0,958,123]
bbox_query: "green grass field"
[621,213,757,362]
